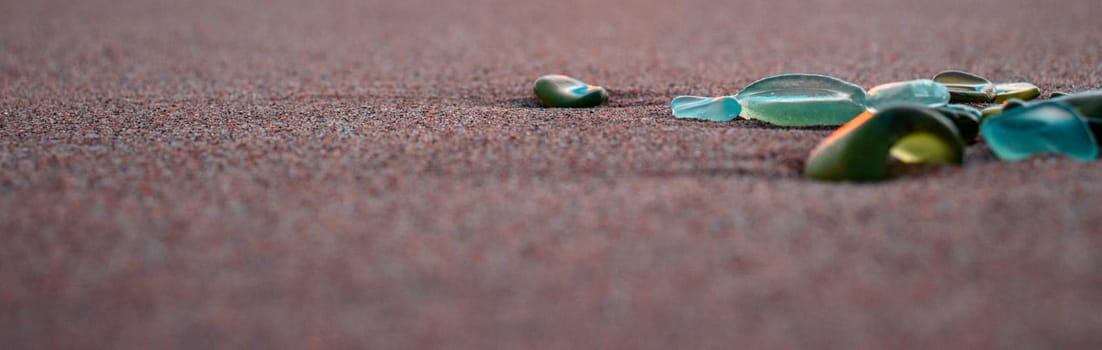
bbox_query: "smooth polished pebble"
[532,74,609,108]
[804,106,964,182]
[670,95,742,122]
[735,74,867,126]
[981,101,1098,161]
[866,79,951,111]
[933,70,996,103]
[993,82,1041,103]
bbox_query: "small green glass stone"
[670,96,742,122]
[980,101,1098,161]
[933,70,996,103]
[1051,91,1069,98]
[1002,98,1028,111]
[993,82,1041,103]
[805,106,964,182]
[533,74,609,108]
[982,105,1004,119]
[735,74,867,126]
[866,79,951,111]
[935,104,981,143]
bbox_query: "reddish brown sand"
[3,0,1102,348]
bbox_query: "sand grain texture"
[2,0,1102,348]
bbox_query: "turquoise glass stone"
[670,96,742,122]
[866,79,951,111]
[735,74,867,126]
[981,102,1099,161]
[533,74,609,108]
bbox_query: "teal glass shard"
[735,74,867,126]
[980,101,1099,161]
[866,79,950,111]
[670,96,742,122]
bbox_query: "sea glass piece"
[982,105,1004,119]
[804,106,964,182]
[935,104,981,143]
[993,82,1041,103]
[533,74,609,108]
[940,104,983,121]
[980,101,1098,161]
[1052,90,1102,144]
[866,79,951,111]
[1051,91,1069,98]
[1002,98,1028,111]
[735,74,867,126]
[933,70,996,103]
[1052,90,1102,119]
[670,96,742,122]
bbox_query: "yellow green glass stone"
[982,105,1004,119]
[804,106,964,182]
[993,82,1041,103]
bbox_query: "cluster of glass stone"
[532,72,1102,182]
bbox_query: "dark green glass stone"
[533,75,609,108]
[935,105,981,144]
